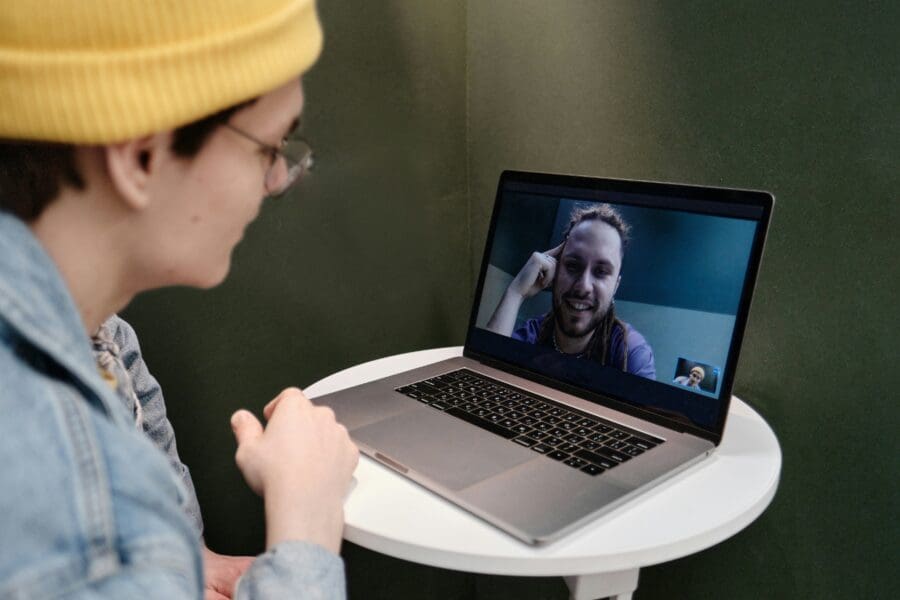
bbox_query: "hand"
[230,388,359,554]
[507,242,564,300]
[202,545,254,600]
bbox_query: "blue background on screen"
[475,192,758,418]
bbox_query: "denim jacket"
[0,212,346,599]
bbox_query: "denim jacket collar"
[0,211,132,428]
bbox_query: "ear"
[104,132,170,211]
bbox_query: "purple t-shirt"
[512,314,656,380]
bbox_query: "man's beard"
[552,293,611,340]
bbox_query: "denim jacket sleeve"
[236,542,347,600]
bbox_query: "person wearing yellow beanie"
[0,2,359,598]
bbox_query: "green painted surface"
[124,1,898,597]
[467,2,899,598]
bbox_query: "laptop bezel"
[463,170,774,445]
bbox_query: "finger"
[545,241,565,258]
[263,386,307,421]
[204,589,229,600]
[230,410,264,446]
[538,257,557,287]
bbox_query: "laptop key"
[429,401,449,410]
[544,436,564,447]
[573,449,618,470]
[547,450,570,461]
[445,407,517,439]
[513,436,538,448]
[557,443,580,454]
[581,464,605,476]
[563,457,588,469]
[531,443,553,454]
[627,436,659,450]
[597,447,630,463]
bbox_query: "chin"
[200,266,231,289]
[182,258,232,289]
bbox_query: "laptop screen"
[465,171,772,441]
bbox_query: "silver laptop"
[317,171,773,545]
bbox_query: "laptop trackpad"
[352,407,534,491]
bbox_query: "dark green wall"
[124,1,898,598]
[467,1,899,598]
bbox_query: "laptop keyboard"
[396,368,664,477]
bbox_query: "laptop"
[316,170,773,545]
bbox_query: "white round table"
[306,347,781,600]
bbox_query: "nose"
[265,156,289,194]
[570,269,592,296]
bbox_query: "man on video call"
[486,204,655,379]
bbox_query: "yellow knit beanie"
[0,0,322,144]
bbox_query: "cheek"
[558,270,577,288]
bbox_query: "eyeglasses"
[222,123,313,197]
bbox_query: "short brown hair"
[0,101,252,221]
[563,203,631,256]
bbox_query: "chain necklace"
[552,330,587,359]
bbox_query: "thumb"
[230,410,264,447]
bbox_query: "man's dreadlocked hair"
[536,204,632,369]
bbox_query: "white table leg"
[563,568,640,600]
